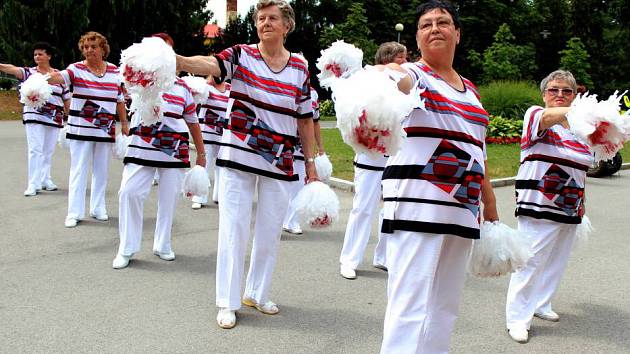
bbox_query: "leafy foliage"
[481,24,537,83]
[559,37,593,88]
[319,2,377,65]
[486,115,523,144]
[319,99,336,117]
[479,80,542,119]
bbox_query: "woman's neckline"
[83,60,107,78]
[255,44,291,74]
[418,61,466,93]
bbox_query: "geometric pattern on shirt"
[80,99,115,136]
[203,108,227,135]
[229,99,296,176]
[134,123,190,163]
[536,164,582,216]
[420,139,482,215]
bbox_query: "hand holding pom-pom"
[314,154,333,182]
[120,37,176,126]
[181,76,210,106]
[316,41,363,88]
[332,68,421,158]
[112,132,132,160]
[567,91,629,162]
[181,165,210,198]
[292,181,339,228]
[19,73,52,109]
[468,221,534,278]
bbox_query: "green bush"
[479,80,542,119]
[319,99,336,117]
[0,78,16,90]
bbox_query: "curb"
[328,162,630,193]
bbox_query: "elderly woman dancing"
[377,1,498,352]
[47,31,128,228]
[505,70,593,343]
[176,0,318,329]
[0,42,70,196]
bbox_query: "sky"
[207,0,258,27]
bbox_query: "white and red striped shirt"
[124,79,197,168]
[515,106,593,223]
[214,44,312,181]
[19,67,70,128]
[198,84,230,145]
[381,62,489,239]
[60,62,124,142]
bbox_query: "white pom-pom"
[57,125,70,148]
[574,215,594,250]
[316,40,363,88]
[468,221,534,278]
[293,181,339,228]
[112,132,132,160]
[19,73,52,109]
[331,67,420,158]
[314,154,333,181]
[181,165,210,198]
[567,91,629,162]
[181,76,210,106]
[120,37,176,126]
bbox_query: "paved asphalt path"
[1,121,629,353]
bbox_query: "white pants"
[25,123,58,189]
[381,231,472,354]
[340,167,386,269]
[117,163,184,256]
[282,159,306,230]
[215,167,290,310]
[192,144,220,204]
[506,217,577,331]
[67,140,111,219]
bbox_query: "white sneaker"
[216,308,236,329]
[42,181,58,191]
[112,254,131,269]
[373,263,388,271]
[64,218,78,228]
[535,310,559,322]
[340,265,357,280]
[191,202,202,210]
[283,226,303,235]
[154,250,175,261]
[24,187,37,196]
[508,328,529,343]
[91,213,109,221]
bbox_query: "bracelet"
[305,157,314,163]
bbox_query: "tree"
[319,2,377,65]
[481,24,537,83]
[559,37,593,88]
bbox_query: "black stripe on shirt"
[522,154,589,171]
[353,161,385,171]
[216,159,299,181]
[66,133,114,143]
[383,197,468,209]
[515,179,584,193]
[71,93,119,103]
[515,207,581,224]
[22,119,62,128]
[123,157,189,169]
[516,201,564,212]
[404,126,484,148]
[381,219,480,239]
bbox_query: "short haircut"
[78,31,110,59]
[32,42,54,56]
[252,0,296,35]
[375,42,407,65]
[415,0,461,30]
[540,70,577,93]
[151,32,175,47]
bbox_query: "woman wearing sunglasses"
[506,70,593,343]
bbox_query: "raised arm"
[538,107,571,131]
[176,55,221,78]
[0,63,24,80]
[46,71,65,85]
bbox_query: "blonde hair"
[78,31,110,59]
[252,0,296,35]
[375,42,407,65]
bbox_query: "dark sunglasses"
[545,88,574,96]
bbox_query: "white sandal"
[216,308,236,329]
[242,297,280,315]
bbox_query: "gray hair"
[540,70,577,93]
[252,0,296,35]
[374,42,407,65]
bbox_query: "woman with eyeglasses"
[506,70,593,343]
[374,1,499,352]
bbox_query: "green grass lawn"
[0,90,22,120]
[322,128,630,181]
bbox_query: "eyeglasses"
[545,88,575,96]
[418,19,454,31]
